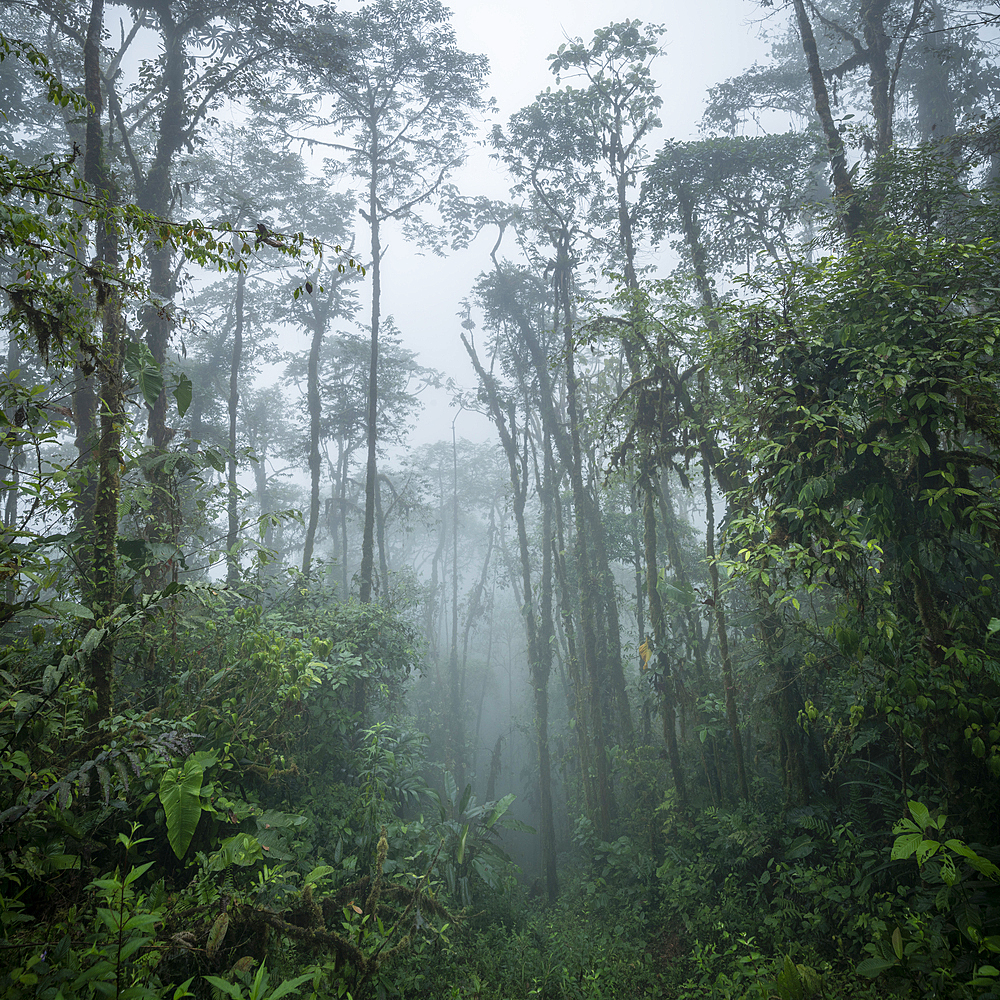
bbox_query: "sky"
[350,0,777,447]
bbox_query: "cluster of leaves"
[0,580,499,998]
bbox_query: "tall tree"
[288,0,487,604]
[33,0,309,585]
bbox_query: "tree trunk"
[562,282,614,840]
[139,8,187,588]
[791,0,859,235]
[2,336,22,544]
[302,306,323,577]
[375,472,390,599]
[643,467,686,803]
[85,0,124,720]
[462,333,557,898]
[227,265,245,586]
[359,120,381,605]
[537,434,559,903]
[448,419,465,790]
[703,459,749,801]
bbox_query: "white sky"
[362,0,776,446]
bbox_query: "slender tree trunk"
[139,8,187,588]
[359,121,380,605]
[552,486,594,817]
[227,266,245,586]
[86,0,124,720]
[340,445,350,593]
[537,434,558,903]
[461,506,494,686]
[448,419,465,790]
[643,467,686,803]
[561,278,613,840]
[658,474,723,801]
[791,0,858,234]
[703,459,749,801]
[72,287,98,579]
[302,309,323,577]
[375,473,390,599]
[252,442,272,551]
[2,336,22,544]
[462,333,557,896]
[861,0,894,158]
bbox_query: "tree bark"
[462,333,557,898]
[643,467,686,803]
[227,265,245,586]
[791,0,859,235]
[85,0,124,720]
[359,115,380,605]
[302,301,323,577]
[703,459,749,801]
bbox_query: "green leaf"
[124,342,165,410]
[173,373,193,417]
[486,793,516,828]
[202,449,226,473]
[457,823,469,865]
[202,976,243,1000]
[856,956,897,977]
[891,832,922,860]
[907,800,932,832]
[206,911,229,959]
[785,835,815,859]
[266,973,315,1000]
[158,759,206,859]
[49,600,94,619]
[659,580,696,605]
[892,927,903,960]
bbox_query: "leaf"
[785,835,815,859]
[444,771,458,809]
[856,956,897,977]
[124,342,165,410]
[202,449,226,473]
[457,823,469,865]
[907,800,932,832]
[891,832,922,860]
[95,764,111,806]
[79,628,106,655]
[486,793,516,828]
[172,373,193,417]
[206,911,229,959]
[202,975,243,999]
[659,581,696,605]
[158,759,206,859]
[266,972,315,1000]
[49,600,94,619]
[41,659,67,695]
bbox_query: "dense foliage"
[2,1,1000,999]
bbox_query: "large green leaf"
[172,372,193,417]
[486,793,516,828]
[158,759,206,859]
[124,342,165,410]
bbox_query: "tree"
[29,0,313,587]
[287,0,487,604]
[714,232,1000,796]
[0,30,308,713]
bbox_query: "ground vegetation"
[2,2,1000,998]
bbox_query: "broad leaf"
[159,759,206,859]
